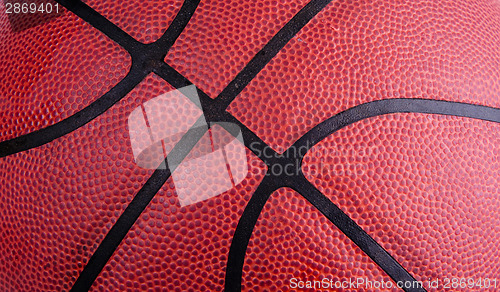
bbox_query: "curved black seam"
[54,0,201,56]
[140,42,500,291]
[61,0,202,290]
[0,0,200,158]
[0,68,146,158]
[87,5,500,290]
[224,176,280,292]
[67,62,275,292]
[225,170,427,292]
[154,61,431,292]
[149,0,201,59]
[289,98,500,157]
[5,0,495,290]
[225,98,500,292]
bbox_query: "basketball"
[1,0,500,291]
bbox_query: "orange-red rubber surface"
[242,188,396,292]
[83,0,183,43]
[165,0,310,98]
[228,0,500,152]
[303,114,500,291]
[1,0,500,291]
[0,2,130,143]
[0,74,169,291]
[89,152,266,291]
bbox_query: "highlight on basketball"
[1,0,500,291]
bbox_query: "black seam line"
[217,111,279,164]
[67,0,201,284]
[224,175,280,292]
[155,55,498,291]
[224,170,426,292]
[54,0,200,58]
[0,68,146,158]
[149,0,201,59]
[69,116,208,292]
[215,0,335,108]
[155,63,285,167]
[153,63,424,291]
[156,66,500,162]
[63,61,278,292]
[289,98,500,158]
[44,0,481,290]
[223,98,500,292]
[0,0,200,158]
[289,175,427,292]
[226,174,427,292]
[154,62,215,109]
[54,0,143,53]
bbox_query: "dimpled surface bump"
[165,0,309,98]
[242,188,397,292]
[0,2,131,142]
[303,114,500,291]
[90,151,267,291]
[228,0,500,152]
[0,74,174,291]
[83,0,183,43]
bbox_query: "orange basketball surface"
[1,0,500,291]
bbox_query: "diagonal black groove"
[3,0,207,289]
[149,0,201,59]
[70,117,208,292]
[106,29,500,290]
[144,63,277,162]
[225,176,279,292]
[215,0,335,108]
[154,62,215,109]
[154,63,280,165]
[54,0,143,53]
[0,68,147,158]
[217,111,277,163]
[55,0,200,56]
[154,62,194,89]
[289,175,427,292]
[290,98,500,156]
